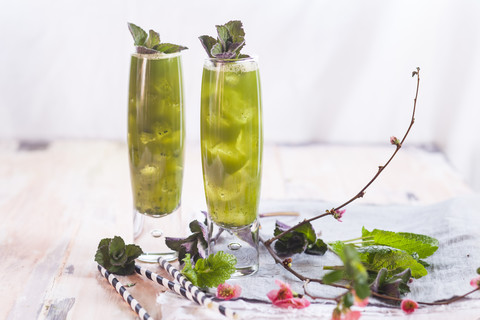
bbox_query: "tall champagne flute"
[200,57,263,276]
[128,51,185,262]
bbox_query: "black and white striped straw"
[97,265,153,320]
[134,264,204,306]
[157,257,238,320]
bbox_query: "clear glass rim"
[205,56,257,64]
[131,51,182,59]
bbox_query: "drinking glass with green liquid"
[200,20,263,275]
[127,23,187,262]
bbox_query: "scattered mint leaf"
[128,22,147,46]
[370,268,411,298]
[343,245,370,299]
[306,239,328,256]
[273,220,316,256]
[322,270,344,284]
[128,23,187,54]
[181,252,237,288]
[358,245,427,278]
[362,227,439,259]
[125,283,136,288]
[94,236,142,275]
[199,20,250,59]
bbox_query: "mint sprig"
[165,219,208,263]
[128,22,187,54]
[198,20,250,59]
[181,252,237,288]
[94,236,143,275]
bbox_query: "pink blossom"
[267,280,310,309]
[334,209,346,222]
[401,299,418,314]
[345,311,362,320]
[470,276,480,288]
[390,136,401,146]
[331,309,361,320]
[216,283,241,300]
[353,291,369,307]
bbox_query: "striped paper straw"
[134,264,203,306]
[157,257,238,320]
[97,265,153,320]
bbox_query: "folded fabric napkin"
[158,195,480,320]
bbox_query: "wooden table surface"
[0,140,474,319]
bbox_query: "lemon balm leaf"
[180,252,237,288]
[362,227,439,259]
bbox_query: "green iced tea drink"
[128,52,185,217]
[201,58,262,228]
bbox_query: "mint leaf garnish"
[145,30,160,48]
[94,236,142,275]
[362,227,439,259]
[181,252,237,288]
[127,22,187,54]
[128,22,148,46]
[198,35,217,58]
[198,20,250,59]
[154,43,188,54]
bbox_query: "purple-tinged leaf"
[227,40,245,53]
[214,52,236,59]
[136,46,158,54]
[198,36,217,58]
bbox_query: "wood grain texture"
[0,140,473,319]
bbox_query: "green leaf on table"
[358,245,427,278]
[362,227,439,259]
[181,252,237,288]
[273,220,317,256]
[343,245,370,299]
[128,22,148,46]
[370,268,411,298]
[306,239,328,256]
[322,270,344,284]
[94,236,143,275]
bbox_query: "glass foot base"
[133,207,186,263]
[208,220,260,277]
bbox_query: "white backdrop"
[1,0,479,190]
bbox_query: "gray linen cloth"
[157,195,480,319]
